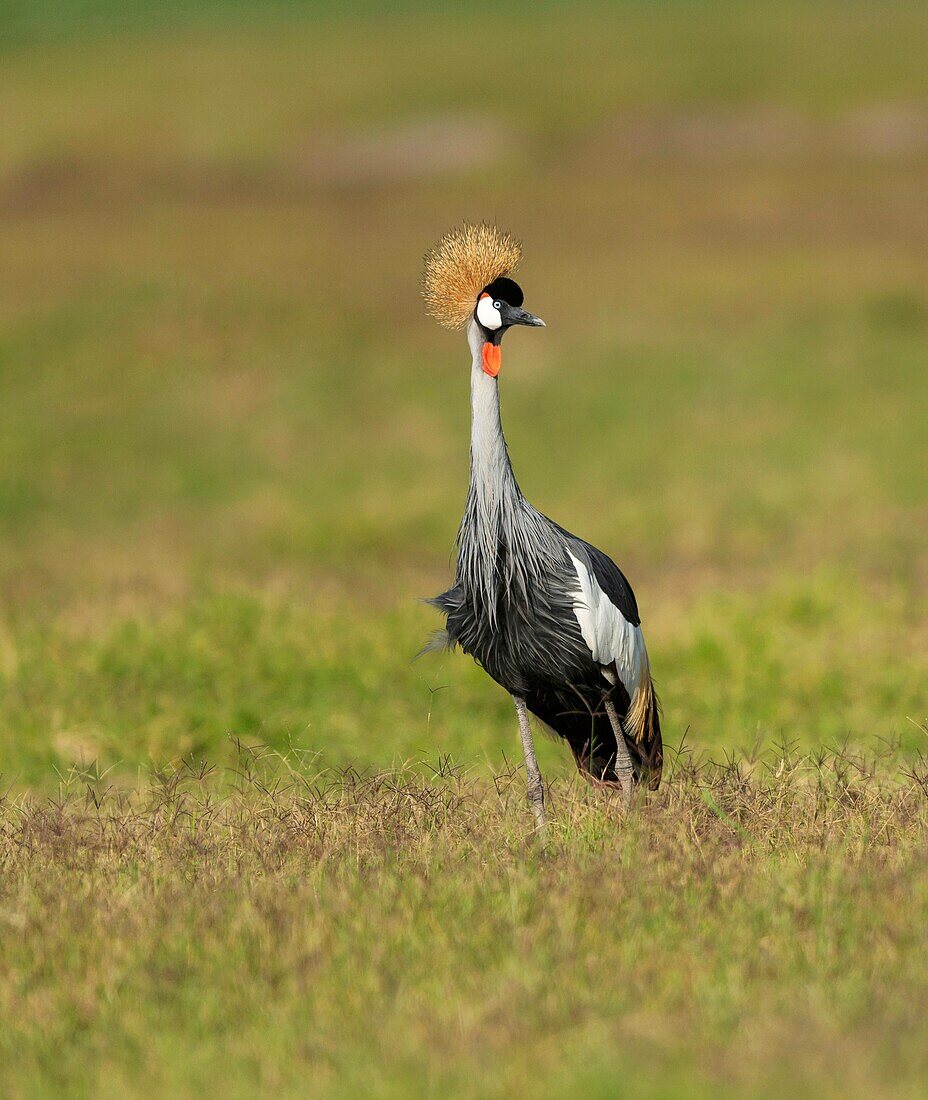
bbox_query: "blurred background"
[1,0,926,785]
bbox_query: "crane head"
[474,277,545,338]
[421,224,545,378]
[474,276,544,377]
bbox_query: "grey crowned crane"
[423,223,663,830]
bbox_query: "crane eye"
[493,301,502,310]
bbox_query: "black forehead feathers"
[481,277,524,307]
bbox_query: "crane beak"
[500,303,546,328]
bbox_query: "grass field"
[1,1,927,1095]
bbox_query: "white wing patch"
[566,548,648,699]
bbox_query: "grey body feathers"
[429,320,662,788]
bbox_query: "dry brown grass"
[9,738,925,866]
[1,744,927,1098]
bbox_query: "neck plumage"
[457,320,525,610]
[467,320,520,503]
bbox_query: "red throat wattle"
[482,343,501,377]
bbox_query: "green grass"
[0,0,926,1095]
[0,577,923,787]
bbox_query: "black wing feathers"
[558,530,641,627]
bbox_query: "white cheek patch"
[476,296,503,331]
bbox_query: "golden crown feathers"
[422,223,522,329]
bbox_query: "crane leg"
[604,698,635,808]
[512,695,547,835]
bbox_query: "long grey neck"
[457,319,525,609]
[467,319,520,506]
